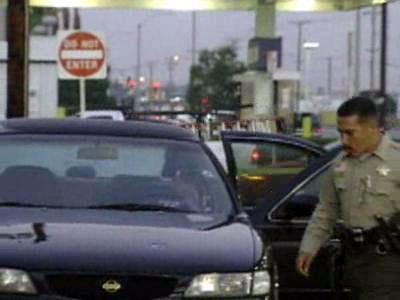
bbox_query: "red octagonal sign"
[58,31,107,79]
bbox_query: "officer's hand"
[296,252,316,277]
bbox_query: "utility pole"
[148,62,154,101]
[354,9,361,94]
[380,2,387,96]
[327,57,333,98]
[347,31,354,97]
[136,23,142,82]
[135,23,142,112]
[370,6,377,90]
[191,11,197,66]
[291,20,311,111]
[7,0,29,117]
[148,62,154,86]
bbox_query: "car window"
[230,141,319,208]
[205,141,227,171]
[0,135,233,214]
[271,167,329,221]
[0,139,165,177]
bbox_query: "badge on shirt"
[334,161,347,179]
[361,175,372,189]
[376,165,391,176]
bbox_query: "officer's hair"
[337,96,378,123]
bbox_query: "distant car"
[78,110,125,121]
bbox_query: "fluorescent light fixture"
[29,0,254,10]
[291,0,317,11]
[28,0,389,11]
[303,42,320,49]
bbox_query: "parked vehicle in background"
[77,110,125,121]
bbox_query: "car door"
[221,131,348,300]
[220,131,326,212]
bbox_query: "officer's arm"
[299,167,340,256]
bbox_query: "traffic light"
[201,97,210,113]
[151,81,162,101]
[126,77,137,89]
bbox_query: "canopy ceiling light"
[24,0,391,11]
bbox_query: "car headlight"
[0,268,37,294]
[184,271,270,298]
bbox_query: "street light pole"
[347,31,354,97]
[148,61,154,101]
[327,56,333,98]
[370,6,377,90]
[192,11,197,65]
[291,20,311,111]
[167,55,179,98]
[136,23,142,82]
[380,2,387,96]
[303,42,320,103]
[354,8,361,94]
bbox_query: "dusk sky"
[81,1,400,96]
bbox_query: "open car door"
[221,131,350,300]
[220,131,326,211]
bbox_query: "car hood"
[0,208,259,275]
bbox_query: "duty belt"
[336,224,400,256]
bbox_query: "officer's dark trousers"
[344,247,400,300]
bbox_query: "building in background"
[32,8,81,36]
[0,36,58,119]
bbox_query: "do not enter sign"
[58,31,107,79]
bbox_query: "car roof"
[0,118,198,141]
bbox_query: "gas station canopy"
[21,0,390,11]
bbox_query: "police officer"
[296,96,400,300]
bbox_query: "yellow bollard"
[302,116,313,138]
[57,107,66,118]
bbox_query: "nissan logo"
[102,279,122,293]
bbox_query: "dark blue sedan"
[0,119,273,300]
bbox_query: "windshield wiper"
[0,202,68,209]
[87,203,195,213]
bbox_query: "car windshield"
[0,135,234,215]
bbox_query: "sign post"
[57,31,107,114]
[79,78,86,113]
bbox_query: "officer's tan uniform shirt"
[300,134,400,255]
